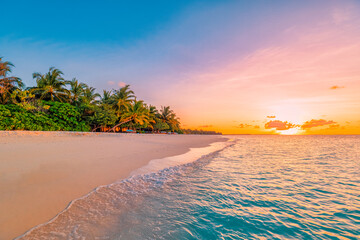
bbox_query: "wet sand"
[0,131,225,239]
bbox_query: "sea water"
[18,136,360,239]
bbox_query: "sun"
[279,127,301,135]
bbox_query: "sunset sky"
[1,0,359,134]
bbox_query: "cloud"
[199,125,213,128]
[236,123,251,128]
[107,81,115,86]
[265,120,296,130]
[267,115,276,118]
[301,119,336,129]
[328,124,340,129]
[235,123,261,129]
[117,81,127,87]
[330,85,344,90]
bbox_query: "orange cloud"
[236,123,251,128]
[118,81,127,87]
[328,124,340,129]
[267,115,276,118]
[301,119,336,129]
[199,125,213,128]
[108,81,127,88]
[330,85,344,90]
[265,120,296,130]
[236,123,261,129]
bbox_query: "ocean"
[18,135,360,239]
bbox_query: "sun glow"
[279,127,302,135]
[269,103,306,125]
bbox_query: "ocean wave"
[16,140,234,239]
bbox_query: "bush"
[0,102,90,131]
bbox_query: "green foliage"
[0,56,192,134]
[86,104,118,129]
[154,119,169,131]
[0,102,90,131]
[0,57,24,104]
[44,101,90,131]
[0,104,59,131]
[29,67,69,102]
[10,89,36,110]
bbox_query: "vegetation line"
[0,57,221,134]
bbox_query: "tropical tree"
[10,89,36,110]
[88,105,117,132]
[108,100,150,132]
[158,106,180,131]
[0,57,23,104]
[0,57,186,134]
[153,119,169,132]
[101,90,113,105]
[80,86,100,104]
[109,85,135,116]
[67,78,87,104]
[30,67,69,102]
[146,104,158,131]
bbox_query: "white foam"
[16,138,233,239]
[130,140,230,177]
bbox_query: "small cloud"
[267,115,276,118]
[236,123,250,128]
[265,120,296,130]
[330,85,344,90]
[199,125,213,128]
[301,119,336,129]
[118,81,127,87]
[235,123,261,129]
[107,81,115,86]
[328,124,340,129]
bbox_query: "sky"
[1,0,360,134]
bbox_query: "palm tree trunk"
[108,118,133,132]
[92,126,101,132]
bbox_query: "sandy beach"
[0,131,225,239]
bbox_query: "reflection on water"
[19,136,360,239]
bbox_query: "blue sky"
[1,0,360,133]
[1,0,323,87]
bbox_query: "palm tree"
[30,67,69,102]
[101,90,113,104]
[109,85,135,116]
[108,100,150,132]
[0,57,23,104]
[81,86,100,104]
[147,105,158,130]
[158,106,180,132]
[67,78,87,104]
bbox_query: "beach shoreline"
[0,131,226,239]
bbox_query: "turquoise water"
[20,136,360,239]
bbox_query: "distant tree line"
[0,56,222,135]
[0,57,182,133]
[182,129,222,135]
